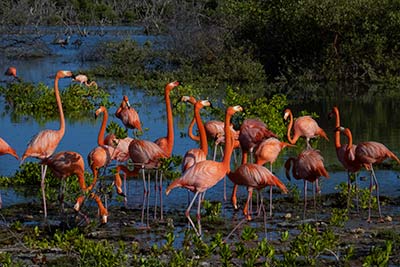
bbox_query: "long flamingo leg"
[244,188,253,221]
[185,191,201,236]
[367,171,373,223]
[370,166,383,222]
[303,180,307,219]
[196,192,202,236]
[160,171,164,221]
[41,164,48,218]
[231,184,238,209]
[269,186,273,217]
[123,172,127,207]
[154,170,158,220]
[355,173,359,213]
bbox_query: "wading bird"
[284,108,329,148]
[21,70,74,218]
[0,137,19,208]
[228,163,288,221]
[115,95,142,134]
[231,118,277,208]
[338,126,400,222]
[42,151,108,224]
[4,66,21,82]
[284,148,329,218]
[166,105,242,236]
[329,106,362,209]
[114,81,180,221]
[254,137,294,215]
[181,96,210,172]
[73,74,97,88]
[87,106,129,193]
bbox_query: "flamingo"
[254,137,295,215]
[181,96,210,172]
[284,108,329,148]
[329,106,362,209]
[114,81,180,220]
[284,148,330,218]
[228,163,288,221]
[338,126,400,222]
[115,95,142,134]
[87,106,129,192]
[0,137,19,208]
[42,151,108,223]
[231,118,277,208]
[73,74,98,88]
[21,70,74,218]
[4,66,21,82]
[166,105,243,236]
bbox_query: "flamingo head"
[199,99,211,108]
[57,70,74,79]
[122,95,131,108]
[283,109,291,120]
[95,106,106,119]
[181,95,196,105]
[165,81,181,92]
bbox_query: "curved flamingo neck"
[333,107,341,149]
[165,85,174,156]
[98,108,108,146]
[188,117,200,141]
[344,128,353,149]
[54,74,65,138]
[194,103,208,155]
[286,110,295,144]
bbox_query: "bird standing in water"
[166,105,243,236]
[21,70,74,219]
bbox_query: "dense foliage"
[2,0,400,99]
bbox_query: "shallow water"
[0,26,400,211]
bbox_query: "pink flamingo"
[228,163,288,221]
[166,105,243,236]
[338,126,400,222]
[115,95,142,133]
[21,70,74,218]
[87,106,129,193]
[72,74,97,88]
[181,96,210,172]
[254,137,294,215]
[0,137,19,208]
[42,151,108,224]
[114,81,180,221]
[231,118,277,208]
[284,148,329,218]
[284,108,329,148]
[329,106,362,209]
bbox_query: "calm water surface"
[1,26,400,209]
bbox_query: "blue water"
[0,26,400,210]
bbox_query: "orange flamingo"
[114,81,179,220]
[73,74,98,88]
[181,96,210,172]
[228,163,288,221]
[4,66,17,78]
[231,118,277,208]
[42,151,108,223]
[284,148,329,218]
[254,137,294,215]
[115,95,142,133]
[284,108,329,148]
[166,105,243,236]
[338,126,400,222]
[4,66,21,82]
[87,106,129,191]
[0,137,19,208]
[21,70,74,218]
[0,137,18,159]
[329,106,362,209]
